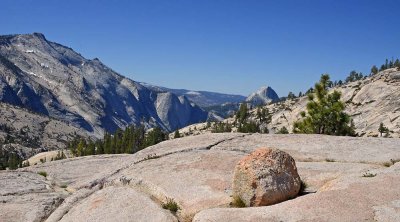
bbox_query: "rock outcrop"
[232,148,301,206]
[171,68,400,139]
[246,86,279,106]
[262,68,400,137]
[0,33,207,138]
[1,133,400,221]
[0,102,90,159]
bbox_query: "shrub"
[390,159,400,165]
[276,127,289,134]
[325,158,335,162]
[383,162,392,167]
[38,171,47,177]
[162,198,180,213]
[231,195,246,208]
[299,179,308,195]
[362,172,377,177]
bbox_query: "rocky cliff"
[0,33,207,137]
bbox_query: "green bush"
[231,195,246,208]
[38,171,47,177]
[276,127,289,134]
[162,198,180,213]
[299,179,308,195]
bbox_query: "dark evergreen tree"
[287,92,296,100]
[378,123,389,137]
[174,130,181,139]
[371,65,378,75]
[298,92,303,97]
[236,103,249,124]
[293,74,355,136]
[395,59,400,69]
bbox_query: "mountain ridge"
[140,82,246,107]
[0,33,207,137]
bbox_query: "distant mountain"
[0,33,207,137]
[203,102,241,120]
[140,83,246,108]
[179,68,400,138]
[246,86,279,106]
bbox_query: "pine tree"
[236,103,249,124]
[298,92,303,97]
[174,130,181,139]
[287,92,296,100]
[293,74,355,136]
[77,138,86,156]
[395,59,400,69]
[256,107,262,122]
[378,123,389,137]
[371,65,378,75]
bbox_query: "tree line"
[69,125,168,157]
[208,103,272,134]
[290,58,400,100]
[0,148,24,170]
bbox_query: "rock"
[0,171,63,222]
[246,86,280,106]
[178,69,400,138]
[232,148,301,206]
[0,33,207,137]
[111,149,244,219]
[193,163,400,222]
[58,186,177,222]
[1,133,399,222]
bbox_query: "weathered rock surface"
[58,186,177,222]
[1,133,399,221]
[0,171,63,222]
[174,68,400,139]
[0,102,90,159]
[232,148,301,206]
[194,162,400,222]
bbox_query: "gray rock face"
[0,33,207,137]
[0,171,63,222]
[261,68,400,137]
[178,68,400,139]
[232,148,301,206]
[246,86,279,106]
[58,186,177,222]
[141,82,246,108]
[1,133,399,221]
[0,102,90,158]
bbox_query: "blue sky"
[1,0,399,96]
